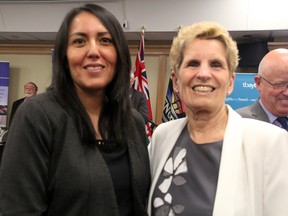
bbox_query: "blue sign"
[0,62,10,127]
[226,73,259,110]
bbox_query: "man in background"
[130,72,148,123]
[236,48,288,131]
[9,82,38,126]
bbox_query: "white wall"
[0,54,52,125]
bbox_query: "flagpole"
[141,26,145,34]
[133,25,154,140]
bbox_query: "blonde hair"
[169,21,239,74]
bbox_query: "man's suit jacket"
[130,88,148,123]
[148,106,288,216]
[236,99,269,123]
[9,97,25,126]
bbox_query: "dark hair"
[50,4,134,146]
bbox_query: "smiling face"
[173,38,234,114]
[66,11,117,96]
[257,49,288,116]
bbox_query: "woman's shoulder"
[19,90,68,122]
[237,116,288,155]
[27,90,64,107]
[242,117,285,134]
[151,118,187,144]
[230,107,286,136]
[27,90,57,105]
[155,118,187,133]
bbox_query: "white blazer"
[148,106,288,216]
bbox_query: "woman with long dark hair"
[1,4,150,216]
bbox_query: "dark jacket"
[9,97,25,126]
[0,90,151,216]
[130,88,148,123]
[235,99,270,122]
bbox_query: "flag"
[162,76,186,122]
[133,31,153,140]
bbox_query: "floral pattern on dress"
[153,146,188,216]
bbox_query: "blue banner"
[0,62,10,128]
[226,73,259,110]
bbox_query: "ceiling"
[0,0,118,2]
[0,0,287,44]
[0,29,288,44]
[0,1,287,44]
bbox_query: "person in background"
[0,4,150,216]
[148,22,288,216]
[130,72,149,123]
[236,48,288,131]
[9,81,38,126]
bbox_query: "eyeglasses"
[259,76,288,91]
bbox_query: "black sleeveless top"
[98,140,133,216]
